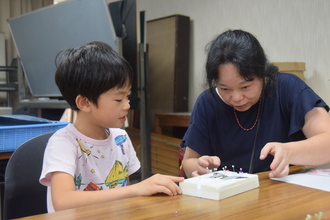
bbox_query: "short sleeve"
[39,128,78,186]
[124,132,141,176]
[278,73,329,139]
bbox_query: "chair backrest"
[3,132,54,220]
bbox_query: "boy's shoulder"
[108,128,128,136]
[49,123,75,141]
[51,125,130,142]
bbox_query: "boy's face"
[90,85,131,128]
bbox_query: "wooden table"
[154,112,191,134]
[17,166,330,220]
[0,152,12,160]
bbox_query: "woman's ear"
[75,95,91,112]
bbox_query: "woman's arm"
[290,106,330,165]
[260,107,330,178]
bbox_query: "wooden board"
[126,127,181,176]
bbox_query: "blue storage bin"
[0,121,68,153]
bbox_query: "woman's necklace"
[233,100,261,131]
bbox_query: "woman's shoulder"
[196,88,217,102]
[192,89,216,111]
[277,73,309,91]
[277,73,306,85]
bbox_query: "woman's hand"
[181,147,221,178]
[260,142,291,178]
[191,155,221,177]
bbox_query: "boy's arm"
[51,171,183,211]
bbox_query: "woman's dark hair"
[205,29,278,95]
[55,41,133,110]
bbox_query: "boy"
[40,41,183,212]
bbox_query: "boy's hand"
[135,174,184,196]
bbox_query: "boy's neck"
[73,117,109,140]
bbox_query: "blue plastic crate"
[0,121,68,152]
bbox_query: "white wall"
[137,0,330,111]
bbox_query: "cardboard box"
[272,62,305,81]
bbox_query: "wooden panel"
[154,112,190,134]
[0,152,12,160]
[126,127,181,176]
[146,15,190,131]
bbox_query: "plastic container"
[0,121,68,152]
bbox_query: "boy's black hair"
[55,41,133,110]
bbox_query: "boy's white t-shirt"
[39,123,141,212]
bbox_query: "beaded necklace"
[233,100,261,131]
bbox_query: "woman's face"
[216,63,263,112]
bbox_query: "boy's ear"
[75,95,91,112]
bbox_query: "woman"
[181,29,330,178]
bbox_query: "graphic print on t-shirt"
[115,134,127,155]
[105,160,129,188]
[74,137,129,191]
